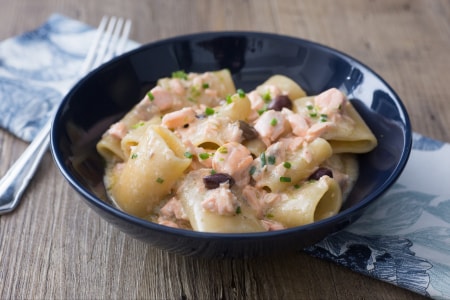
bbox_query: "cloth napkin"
[1,14,449,299]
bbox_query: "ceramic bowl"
[51,32,412,258]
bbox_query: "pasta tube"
[267,176,342,227]
[111,125,191,217]
[178,169,266,233]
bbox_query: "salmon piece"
[161,107,196,129]
[283,109,309,137]
[261,219,285,231]
[159,197,187,220]
[157,219,180,228]
[279,136,306,152]
[108,121,128,139]
[149,86,179,111]
[259,84,282,99]
[204,88,218,98]
[268,84,282,96]
[201,182,238,216]
[169,78,186,95]
[254,110,288,145]
[157,197,189,228]
[305,122,335,142]
[242,185,281,218]
[212,142,253,187]
[242,185,265,217]
[247,91,265,122]
[314,88,346,116]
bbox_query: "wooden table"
[1,0,448,299]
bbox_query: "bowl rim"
[51,30,413,240]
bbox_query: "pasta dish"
[97,69,377,232]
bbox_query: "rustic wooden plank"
[1,0,447,299]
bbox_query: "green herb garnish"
[217,146,228,154]
[249,165,256,176]
[171,70,188,80]
[280,176,291,183]
[257,107,267,115]
[267,155,276,165]
[205,107,215,116]
[262,91,271,102]
[132,121,145,129]
[199,153,210,160]
[260,152,267,167]
[320,114,328,122]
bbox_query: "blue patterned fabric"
[305,133,450,299]
[0,14,138,141]
[1,14,449,299]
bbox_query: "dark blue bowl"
[50,32,412,258]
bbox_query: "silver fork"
[0,16,132,215]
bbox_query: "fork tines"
[79,16,132,76]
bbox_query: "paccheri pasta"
[97,69,377,232]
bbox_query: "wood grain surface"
[1,0,448,299]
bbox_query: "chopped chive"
[262,91,271,102]
[199,153,210,160]
[283,162,291,169]
[306,104,314,110]
[226,95,233,104]
[132,121,145,129]
[257,107,267,115]
[171,70,188,80]
[270,118,278,126]
[147,91,155,101]
[184,151,193,159]
[294,184,301,189]
[249,165,256,176]
[267,155,276,165]
[309,112,317,118]
[211,169,216,175]
[156,177,165,183]
[205,107,215,116]
[218,146,228,154]
[202,83,210,89]
[260,152,267,167]
[280,176,291,183]
[131,153,138,159]
[235,206,242,214]
[237,89,245,98]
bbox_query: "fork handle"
[0,118,51,214]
